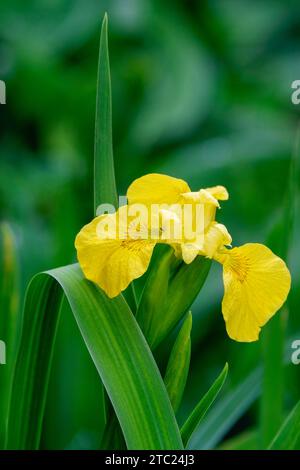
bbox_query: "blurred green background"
[1,0,300,450]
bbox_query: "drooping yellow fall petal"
[99,240,155,297]
[127,173,191,206]
[214,243,291,342]
[75,210,155,298]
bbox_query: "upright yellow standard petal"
[127,174,229,235]
[182,187,228,228]
[215,243,291,342]
[127,173,191,206]
[182,189,219,206]
[75,211,155,298]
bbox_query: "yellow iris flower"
[75,173,291,342]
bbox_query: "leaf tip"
[184,311,192,335]
[102,12,108,26]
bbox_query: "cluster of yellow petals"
[75,173,291,342]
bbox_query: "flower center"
[120,239,150,252]
[228,253,250,282]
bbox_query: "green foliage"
[1,1,300,451]
[137,246,211,349]
[164,312,192,414]
[269,399,300,450]
[94,13,118,213]
[260,125,300,447]
[188,366,262,449]
[0,224,21,448]
[7,264,183,450]
[6,273,64,449]
[181,363,228,448]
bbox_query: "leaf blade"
[164,312,192,414]
[7,264,183,450]
[93,14,136,313]
[6,275,64,449]
[137,246,211,349]
[94,13,118,213]
[0,223,21,448]
[188,366,262,450]
[181,363,228,448]
[269,399,300,450]
[260,125,299,447]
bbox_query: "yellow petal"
[180,222,231,264]
[201,186,228,227]
[182,189,219,206]
[205,185,229,201]
[127,173,190,206]
[216,243,291,342]
[180,189,218,231]
[182,188,229,229]
[75,213,155,298]
[100,240,155,297]
[181,244,199,264]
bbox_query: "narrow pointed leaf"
[94,14,118,213]
[269,399,300,450]
[188,337,297,450]
[181,363,228,448]
[164,312,192,413]
[93,14,136,312]
[7,264,183,450]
